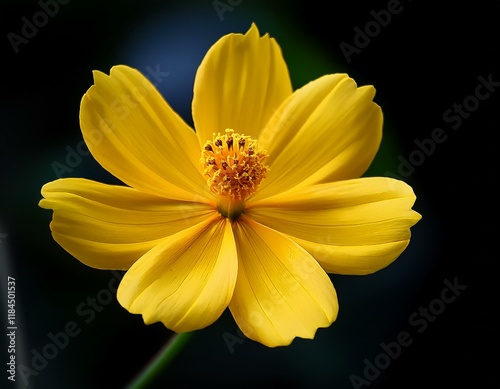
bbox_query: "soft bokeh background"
[1,1,497,388]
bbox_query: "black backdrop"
[1,1,498,388]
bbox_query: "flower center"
[200,129,269,219]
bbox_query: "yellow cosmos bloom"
[39,24,421,347]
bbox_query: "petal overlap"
[81,65,210,201]
[229,216,338,347]
[117,215,237,332]
[253,74,382,200]
[246,177,421,274]
[40,178,216,270]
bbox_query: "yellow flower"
[39,24,421,347]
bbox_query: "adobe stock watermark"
[7,0,71,54]
[385,73,499,181]
[213,0,243,21]
[6,276,17,383]
[17,271,123,386]
[51,65,170,178]
[339,0,411,64]
[349,277,467,388]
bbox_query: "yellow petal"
[246,177,421,275]
[80,65,210,201]
[117,215,237,332]
[229,216,338,347]
[192,23,292,146]
[294,239,412,275]
[254,74,382,200]
[40,178,216,270]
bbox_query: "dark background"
[1,1,498,388]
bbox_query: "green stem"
[125,332,193,389]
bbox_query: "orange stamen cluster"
[201,129,269,201]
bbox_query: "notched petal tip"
[246,22,260,36]
[90,65,135,80]
[88,69,110,90]
[91,68,105,79]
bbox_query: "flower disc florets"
[201,129,269,203]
